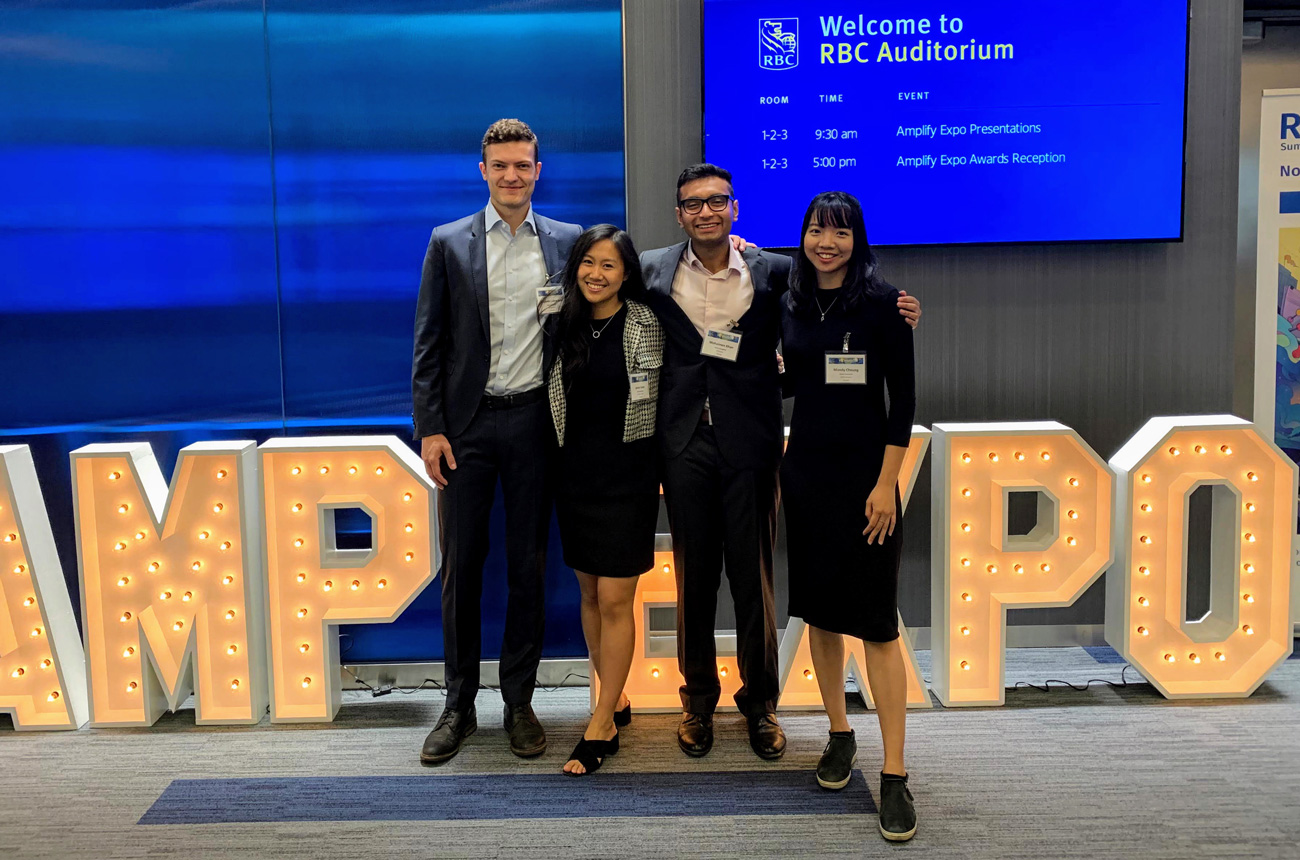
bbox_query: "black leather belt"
[482,387,546,410]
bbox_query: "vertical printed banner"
[1255,89,1300,629]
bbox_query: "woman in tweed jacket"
[546,224,664,776]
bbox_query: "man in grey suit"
[412,119,582,763]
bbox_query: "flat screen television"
[702,1,1190,247]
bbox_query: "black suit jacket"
[640,242,792,471]
[412,209,582,439]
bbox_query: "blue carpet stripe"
[139,770,877,824]
[1083,645,1126,664]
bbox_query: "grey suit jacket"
[412,208,582,439]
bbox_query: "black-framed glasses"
[677,194,734,214]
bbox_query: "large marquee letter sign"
[930,422,1115,706]
[0,446,88,730]
[778,427,933,710]
[260,438,436,723]
[71,442,266,726]
[1105,416,1296,698]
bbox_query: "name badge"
[825,351,867,384]
[701,328,742,361]
[536,285,563,315]
[629,372,652,402]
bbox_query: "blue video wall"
[0,0,625,661]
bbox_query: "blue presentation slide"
[703,1,1189,247]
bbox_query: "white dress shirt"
[484,202,549,395]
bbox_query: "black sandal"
[564,733,619,776]
[614,702,632,727]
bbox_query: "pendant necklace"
[814,293,840,322]
[591,312,618,339]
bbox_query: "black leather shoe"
[816,729,857,789]
[878,772,917,842]
[420,705,477,764]
[503,703,547,757]
[746,712,786,760]
[677,712,714,757]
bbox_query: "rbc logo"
[1283,113,1300,139]
[759,19,798,70]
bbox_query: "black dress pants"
[661,423,781,716]
[438,394,550,709]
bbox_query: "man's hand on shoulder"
[421,434,456,489]
[897,290,921,329]
[730,235,758,252]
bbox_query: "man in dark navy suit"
[412,119,581,763]
[640,164,920,760]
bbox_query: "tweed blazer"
[548,300,664,446]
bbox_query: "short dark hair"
[481,118,539,162]
[675,163,733,204]
[787,191,889,317]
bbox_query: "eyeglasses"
[677,194,734,215]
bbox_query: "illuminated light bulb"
[1139,535,1152,545]
[13,564,26,574]
[113,541,127,551]
[225,610,236,620]
[1138,566,1150,576]
[299,643,310,653]
[1243,593,1254,603]
[117,504,129,514]
[988,453,999,462]
[297,608,308,618]
[375,466,384,476]
[219,541,231,551]
[173,621,184,631]
[134,531,146,541]
[291,466,302,476]
[1040,563,1052,572]
[802,669,813,680]
[348,466,358,475]
[350,581,360,591]
[31,627,42,637]
[120,612,132,622]
[1244,624,1254,635]
[405,552,415,562]
[377,579,387,589]
[651,668,661,679]
[1013,564,1024,574]
[1245,502,1256,512]
[291,503,303,513]
[122,647,134,658]
[961,453,972,463]
[960,661,971,671]
[1137,596,1150,607]
[117,577,129,587]
[1137,626,1149,636]
[961,592,972,602]
[1244,533,1256,543]
[1040,451,1051,461]
[1168,446,1180,457]
[960,626,971,636]
[296,572,307,582]
[23,597,34,606]
[404,523,414,533]
[960,558,971,567]
[1215,652,1226,662]
[302,677,312,688]
[960,523,971,533]
[223,575,234,585]
[216,469,228,480]
[1141,474,1152,483]
[40,659,51,669]
[160,590,172,600]
[1220,445,1233,455]
[127,681,138,692]
[1243,564,1255,574]
[230,679,240,690]
[1013,451,1025,461]
[1164,654,1176,663]
[148,561,160,572]
[108,471,121,481]
[662,563,671,574]
[181,591,192,602]
[1140,503,1152,513]
[319,466,329,475]
[403,493,413,502]
[1195,445,1206,455]
[986,564,998,574]
[1189,653,1201,664]
[1247,472,1259,482]
[719,666,729,677]
[212,503,223,513]
[11,668,24,678]
[1066,537,1077,546]
[191,561,202,571]
[961,488,972,498]
[1068,478,1080,487]
[294,538,304,548]
[322,581,333,592]
[227,645,238,655]
[47,692,59,702]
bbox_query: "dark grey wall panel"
[626,0,1243,629]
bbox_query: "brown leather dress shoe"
[677,712,714,757]
[420,705,477,764]
[747,712,786,760]
[504,703,547,757]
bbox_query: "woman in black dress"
[547,224,663,775]
[780,192,918,841]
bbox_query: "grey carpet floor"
[2,647,1297,859]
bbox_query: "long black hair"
[552,224,646,380]
[786,191,888,317]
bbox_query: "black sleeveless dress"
[779,287,916,641]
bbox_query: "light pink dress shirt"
[671,240,755,337]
